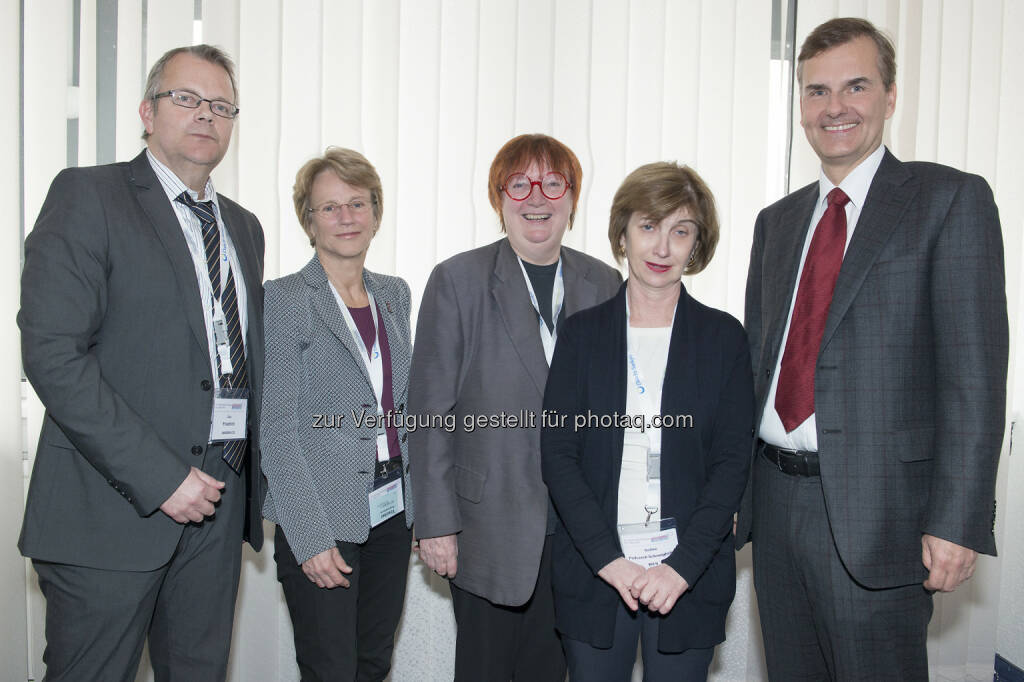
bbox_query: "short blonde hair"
[292,147,383,246]
[487,134,583,231]
[608,162,719,275]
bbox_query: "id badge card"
[211,387,249,441]
[368,470,404,527]
[617,517,678,569]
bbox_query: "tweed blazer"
[737,149,1008,588]
[261,256,414,564]
[541,283,754,651]
[18,151,266,569]
[409,238,621,606]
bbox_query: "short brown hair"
[292,147,383,246]
[141,44,237,140]
[487,134,583,231]
[798,17,896,90]
[608,162,719,275]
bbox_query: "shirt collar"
[816,143,886,211]
[146,148,220,210]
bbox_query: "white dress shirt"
[758,143,886,452]
[147,150,249,441]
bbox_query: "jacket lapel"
[218,199,261,326]
[764,183,819,364]
[217,199,264,388]
[491,238,550,398]
[560,247,598,318]
[303,257,376,390]
[365,270,410,405]
[821,150,914,350]
[661,288,700,453]
[128,152,210,358]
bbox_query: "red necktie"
[774,188,850,433]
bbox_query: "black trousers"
[449,535,566,682]
[751,452,933,681]
[34,445,245,682]
[274,513,412,682]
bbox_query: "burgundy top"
[348,304,401,461]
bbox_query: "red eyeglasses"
[500,172,571,201]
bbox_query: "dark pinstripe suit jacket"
[737,149,1008,588]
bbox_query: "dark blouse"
[348,304,401,461]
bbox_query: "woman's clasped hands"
[597,557,690,615]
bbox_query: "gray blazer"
[18,151,266,570]
[737,149,1008,588]
[261,256,414,564]
[409,238,621,606]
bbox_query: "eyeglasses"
[153,90,239,119]
[500,172,571,201]
[307,200,374,220]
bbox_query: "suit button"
[191,445,203,455]
[201,380,212,391]
[401,433,408,443]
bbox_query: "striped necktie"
[176,192,249,474]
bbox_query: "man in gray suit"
[738,18,1007,680]
[18,45,264,681]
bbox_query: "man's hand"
[159,466,225,523]
[630,563,689,615]
[419,534,458,578]
[302,547,353,589]
[922,534,977,592]
[598,557,646,611]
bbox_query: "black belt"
[374,457,403,479]
[760,441,820,477]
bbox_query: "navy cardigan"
[541,282,754,651]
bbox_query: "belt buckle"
[774,445,797,473]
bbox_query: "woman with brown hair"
[541,161,754,680]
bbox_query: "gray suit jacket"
[18,151,266,570]
[409,237,621,606]
[738,149,1008,588]
[261,256,414,564]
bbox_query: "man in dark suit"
[738,17,1007,680]
[18,44,265,681]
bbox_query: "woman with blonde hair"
[262,147,414,681]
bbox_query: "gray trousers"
[751,451,932,681]
[34,446,245,682]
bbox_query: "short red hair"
[487,134,583,231]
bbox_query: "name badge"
[618,518,678,569]
[368,475,404,527]
[211,387,248,441]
